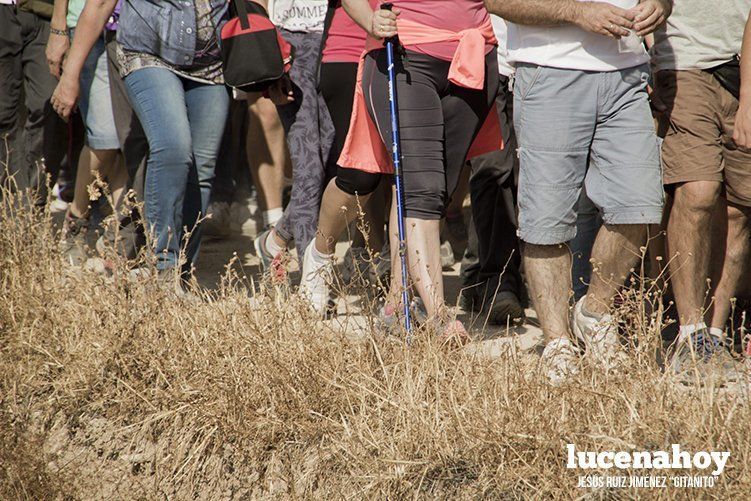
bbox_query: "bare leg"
[314,179,372,255]
[354,180,387,252]
[584,223,648,316]
[101,153,128,213]
[387,196,444,318]
[523,243,572,342]
[710,202,751,331]
[666,181,722,325]
[68,146,119,218]
[246,93,287,212]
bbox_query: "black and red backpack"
[221,0,294,93]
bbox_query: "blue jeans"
[124,67,229,271]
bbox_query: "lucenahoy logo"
[566,444,730,476]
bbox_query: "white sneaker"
[541,338,581,385]
[572,297,622,368]
[299,240,333,316]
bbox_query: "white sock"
[310,242,333,265]
[264,230,284,256]
[708,327,725,338]
[678,322,707,343]
[263,207,283,228]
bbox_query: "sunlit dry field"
[2,191,751,500]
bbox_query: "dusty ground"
[194,206,544,355]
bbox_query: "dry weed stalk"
[1,188,750,500]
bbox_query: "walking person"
[459,16,525,327]
[653,1,750,378]
[253,0,337,270]
[0,0,67,205]
[48,0,232,288]
[487,0,669,383]
[48,0,127,266]
[301,0,502,339]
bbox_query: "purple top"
[105,0,122,31]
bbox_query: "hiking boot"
[204,201,232,238]
[572,296,623,368]
[60,213,89,267]
[299,240,334,316]
[461,287,525,327]
[669,330,741,384]
[253,228,288,283]
[541,338,581,386]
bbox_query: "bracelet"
[50,27,68,37]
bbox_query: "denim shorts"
[70,28,119,150]
[513,63,664,245]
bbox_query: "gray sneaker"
[341,246,372,285]
[669,330,741,385]
[60,214,89,267]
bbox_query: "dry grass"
[1,190,751,500]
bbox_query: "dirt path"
[195,212,545,356]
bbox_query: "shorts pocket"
[514,65,544,102]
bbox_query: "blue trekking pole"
[381,3,412,338]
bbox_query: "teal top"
[66,0,86,28]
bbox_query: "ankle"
[582,295,609,319]
[67,206,88,219]
[314,236,334,257]
[264,229,286,256]
[678,322,708,342]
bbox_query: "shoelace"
[691,331,720,362]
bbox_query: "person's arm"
[733,12,751,150]
[484,0,635,39]
[631,0,672,37]
[50,0,118,120]
[46,0,70,78]
[342,0,400,39]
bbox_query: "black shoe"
[461,287,525,327]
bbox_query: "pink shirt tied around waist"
[338,17,502,174]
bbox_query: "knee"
[335,168,381,196]
[148,135,192,167]
[405,185,445,219]
[674,181,722,214]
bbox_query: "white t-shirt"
[491,15,514,77]
[268,0,328,33]
[651,0,749,72]
[507,0,649,71]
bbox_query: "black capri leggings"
[344,48,499,220]
[319,61,384,196]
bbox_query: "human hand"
[573,1,635,39]
[46,29,69,79]
[630,0,668,37]
[733,98,751,150]
[266,75,294,105]
[50,73,80,121]
[369,7,400,39]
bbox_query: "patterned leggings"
[274,30,335,257]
